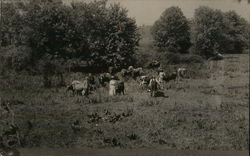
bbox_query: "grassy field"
[0,51,249,150]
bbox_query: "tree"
[222,11,249,53]
[192,7,225,58]
[192,7,249,57]
[23,0,140,71]
[24,0,72,60]
[69,1,140,70]
[0,1,26,46]
[151,6,191,53]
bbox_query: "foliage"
[221,11,250,53]
[0,1,26,46]
[24,0,72,60]
[192,7,225,58]
[151,7,191,53]
[0,46,32,71]
[192,7,249,58]
[23,0,140,71]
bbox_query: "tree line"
[0,0,249,74]
[0,0,140,73]
[151,6,250,58]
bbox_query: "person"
[148,76,159,97]
[109,76,117,96]
[81,76,90,96]
[157,71,166,89]
[88,73,96,91]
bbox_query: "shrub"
[163,52,203,64]
[0,46,32,71]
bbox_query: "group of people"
[66,63,188,97]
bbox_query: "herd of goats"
[66,61,190,97]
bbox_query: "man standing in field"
[148,76,159,97]
[81,76,90,96]
[157,68,166,89]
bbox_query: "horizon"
[64,0,250,26]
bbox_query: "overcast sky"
[65,0,250,26]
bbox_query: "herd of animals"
[66,60,190,97]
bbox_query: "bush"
[0,46,32,71]
[163,52,204,64]
[0,1,25,46]
[151,7,191,53]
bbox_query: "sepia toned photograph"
[0,0,249,155]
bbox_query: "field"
[0,50,249,151]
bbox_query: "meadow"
[0,51,249,150]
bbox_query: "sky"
[65,0,250,26]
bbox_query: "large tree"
[221,11,249,53]
[192,7,225,58]
[24,0,71,60]
[23,0,140,71]
[151,6,191,53]
[192,7,249,57]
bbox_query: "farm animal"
[87,74,100,91]
[66,79,90,96]
[147,60,160,69]
[99,73,111,87]
[139,75,151,87]
[108,66,115,75]
[115,81,125,95]
[208,52,223,61]
[133,67,143,77]
[120,69,129,77]
[127,66,143,79]
[0,148,20,156]
[177,68,188,82]
[164,72,177,82]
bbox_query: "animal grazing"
[177,67,188,82]
[164,72,177,82]
[115,81,125,95]
[208,52,223,61]
[131,67,143,79]
[147,60,160,69]
[120,69,129,77]
[108,66,115,75]
[99,73,111,87]
[139,75,150,87]
[66,79,90,96]
[0,148,20,156]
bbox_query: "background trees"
[192,7,225,58]
[151,6,249,59]
[151,6,191,53]
[222,11,250,53]
[192,7,249,58]
[23,0,140,71]
[0,1,25,46]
